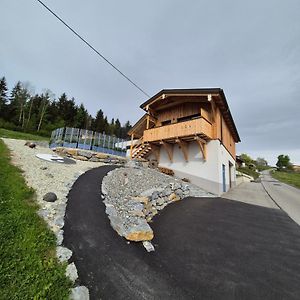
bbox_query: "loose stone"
[66,262,79,283]
[43,192,57,202]
[56,246,72,263]
[70,286,90,300]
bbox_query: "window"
[177,113,201,123]
[161,120,171,126]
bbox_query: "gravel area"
[101,162,215,247]
[102,163,214,200]
[2,138,105,239]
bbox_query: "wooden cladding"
[156,103,201,126]
[213,105,236,158]
[143,117,213,142]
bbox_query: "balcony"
[143,117,213,143]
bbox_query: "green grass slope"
[0,128,49,141]
[0,139,71,299]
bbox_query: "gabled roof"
[140,88,241,143]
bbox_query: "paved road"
[261,170,300,225]
[64,166,300,300]
[224,180,278,209]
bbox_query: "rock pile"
[53,147,127,165]
[102,162,214,248]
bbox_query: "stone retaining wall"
[53,147,127,165]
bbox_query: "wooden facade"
[129,89,240,161]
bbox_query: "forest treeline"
[0,76,132,138]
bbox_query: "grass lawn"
[0,139,71,299]
[0,128,49,141]
[237,167,260,179]
[272,171,300,189]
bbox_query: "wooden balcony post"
[130,133,134,159]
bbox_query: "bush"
[237,167,260,179]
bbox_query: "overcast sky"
[1,0,299,165]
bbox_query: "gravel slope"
[2,138,104,242]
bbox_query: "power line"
[35,0,150,97]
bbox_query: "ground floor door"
[222,164,226,192]
[229,161,233,188]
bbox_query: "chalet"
[128,88,241,195]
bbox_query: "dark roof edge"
[140,88,241,143]
[218,89,241,143]
[140,88,223,109]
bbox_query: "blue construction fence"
[50,127,128,157]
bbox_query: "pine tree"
[103,116,109,134]
[0,77,8,118]
[6,81,22,123]
[109,118,115,135]
[122,120,132,138]
[115,118,121,137]
[74,103,88,129]
[92,109,106,132]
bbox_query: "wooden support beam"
[210,98,218,139]
[146,114,150,129]
[176,138,188,162]
[194,136,206,144]
[160,141,173,162]
[210,98,216,123]
[130,134,134,159]
[195,137,207,160]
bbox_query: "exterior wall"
[156,140,236,195]
[217,143,236,194]
[156,102,200,126]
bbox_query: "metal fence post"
[103,133,106,149]
[89,131,93,150]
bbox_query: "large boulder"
[73,155,88,161]
[77,150,93,159]
[65,148,78,156]
[95,153,109,159]
[124,219,154,241]
[168,192,180,202]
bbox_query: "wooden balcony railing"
[143,117,212,142]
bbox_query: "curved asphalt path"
[64,166,300,300]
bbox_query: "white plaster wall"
[157,140,236,195]
[217,143,237,194]
[158,140,220,194]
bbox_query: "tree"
[7,81,22,123]
[0,77,8,118]
[256,157,268,167]
[74,103,88,129]
[37,90,54,131]
[122,120,132,138]
[240,153,254,166]
[114,118,121,137]
[276,155,292,170]
[92,109,105,132]
[103,116,110,134]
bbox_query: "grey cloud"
[0,0,299,163]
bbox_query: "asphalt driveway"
[64,166,300,300]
